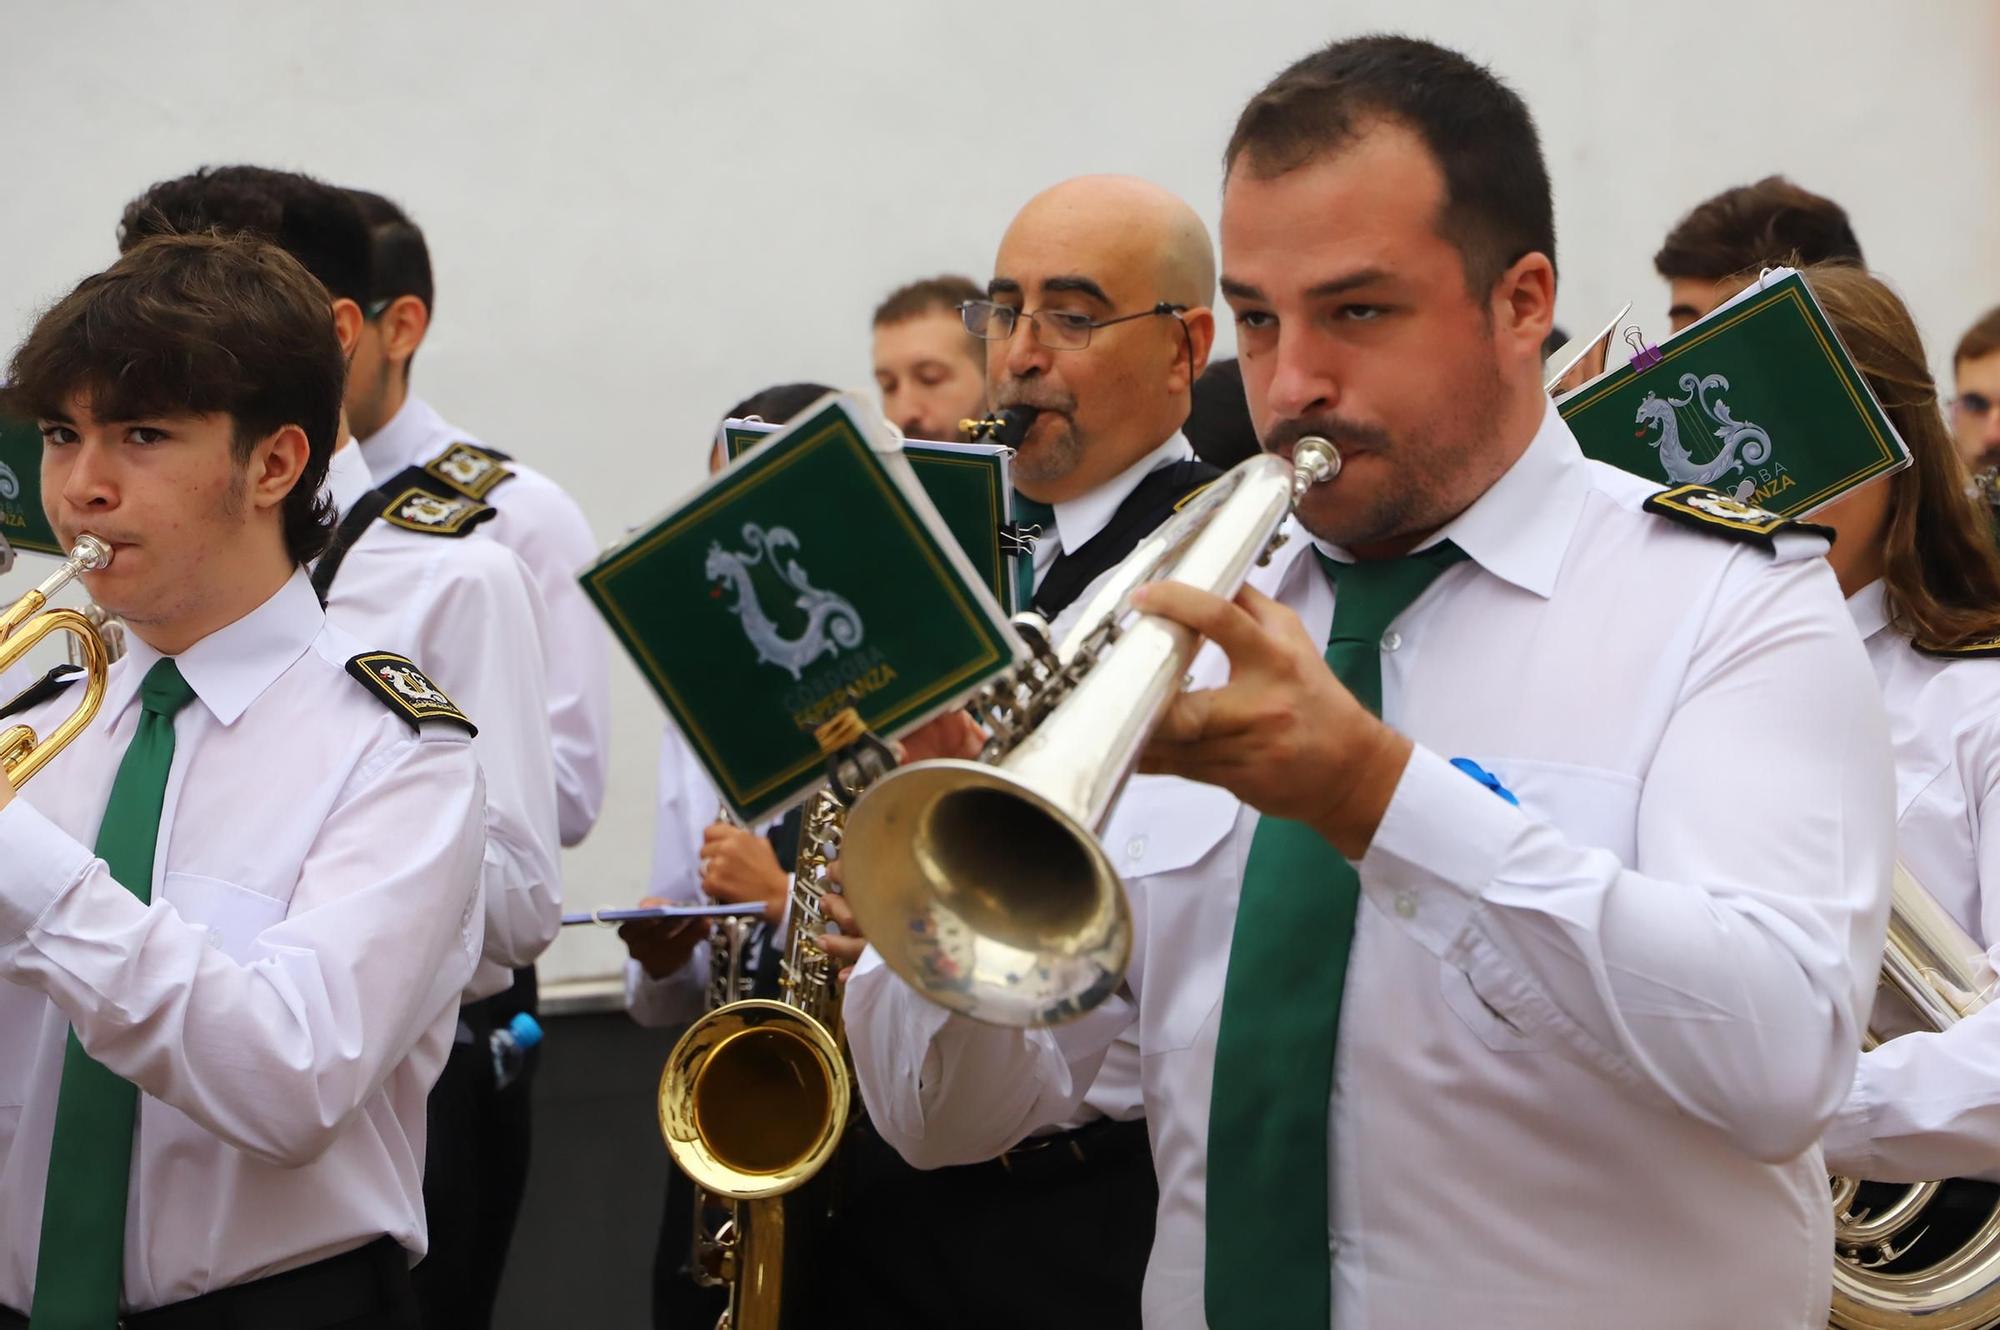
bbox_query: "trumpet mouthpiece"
[1292,436,1342,494]
[70,535,112,571]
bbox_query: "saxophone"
[1830,864,2000,1328]
[661,792,851,1330]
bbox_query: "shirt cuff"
[1819,1061,1879,1178]
[1357,743,1525,958]
[0,797,94,948]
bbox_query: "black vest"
[1030,456,1222,618]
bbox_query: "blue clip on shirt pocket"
[1450,757,1519,806]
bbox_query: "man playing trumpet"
[0,234,484,1328]
[845,34,1896,1329]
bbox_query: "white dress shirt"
[845,400,1896,1329]
[360,395,610,846]
[322,443,561,1001]
[0,663,35,711]
[1028,432,1196,580]
[624,728,725,1028]
[1823,582,2000,1183]
[0,570,484,1310]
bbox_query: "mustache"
[993,385,1077,416]
[1261,414,1393,458]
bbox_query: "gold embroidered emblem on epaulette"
[380,486,493,536]
[424,442,513,500]
[1642,483,1832,548]
[1915,636,2000,660]
[345,651,477,735]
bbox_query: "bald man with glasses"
[950,175,1221,620]
[822,174,1218,1330]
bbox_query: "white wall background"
[5,0,1997,985]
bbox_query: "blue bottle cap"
[507,1011,545,1050]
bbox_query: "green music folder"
[0,411,60,556]
[722,417,1018,608]
[1558,269,1909,515]
[592,395,1024,822]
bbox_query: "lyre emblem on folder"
[706,523,865,681]
[1635,372,1775,493]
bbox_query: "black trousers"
[413,970,539,1330]
[838,1117,1156,1330]
[0,1238,420,1330]
[652,1116,1156,1330]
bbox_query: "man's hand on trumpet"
[1132,580,1412,861]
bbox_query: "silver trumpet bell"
[841,438,1340,1027]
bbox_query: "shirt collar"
[358,393,447,478]
[1847,579,1890,640]
[105,568,325,727]
[322,439,376,519]
[1049,432,1195,553]
[1306,396,1591,599]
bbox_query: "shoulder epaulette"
[0,664,85,721]
[377,483,497,537]
[1914,636,2000,661]
[345,651,477,735]
[1642,483,1835,550]
[421,441,515,501]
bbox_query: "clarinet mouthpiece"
[962,406,1042,447]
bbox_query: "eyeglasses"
[960,298,1195,387]
[1953,392,2000,422]
[362,297,393,320]
[960,299,1187,350]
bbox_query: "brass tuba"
[660,790,852,1330]
[1,535,113,785]
[840,438,1341,1027]
[1830,864,2000,1328]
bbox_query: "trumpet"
[840,437,1340,1027]
[1,535,113,786]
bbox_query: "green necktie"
[1011,494,1055,614]
[32,658,196,1329]
[1205,542,1466,1329]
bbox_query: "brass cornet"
[841,437,1341,1027]
[1830,864,2000,1328]
[1,535,113,785]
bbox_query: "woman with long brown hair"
[1807,262,2000,1184]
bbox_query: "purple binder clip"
[1624,326,1663,371]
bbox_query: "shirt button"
[1381,630,1403,652]
[1126,836,1147,861]
[1394,892,1417,918]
